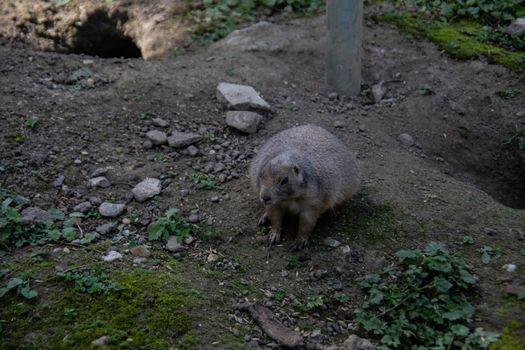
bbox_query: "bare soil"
[1,3,524,349]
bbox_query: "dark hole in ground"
[71,9,141,58]
[439,142,525,209]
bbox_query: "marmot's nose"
[262,195,272,204]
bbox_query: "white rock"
[502,264,517,273]
[166,236,185,253]
[324,237,341,248]
[88,176,111,188]
[207,253,219,263]
[98,202,126,218]
[372,82,386,103]
[103,250,123,262]
[398,133,414,147]
[132,178,161,202]
[216,82,271,113]
[225,111,262,134]
[506,17,525,35]
[92,336,109,346]
[21,207,52,225]
[152,117,169,128]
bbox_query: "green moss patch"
[377,13,525,71]
[1,268,201,349]
[491,321,525,350]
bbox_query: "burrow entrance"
[70,9,141,58]
[436,138,525,209]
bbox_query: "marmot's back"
[250,124,360,207]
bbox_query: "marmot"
[249,124,360,250]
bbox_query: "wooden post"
[326,0,363,96]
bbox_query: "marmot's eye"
[280,177,288,185]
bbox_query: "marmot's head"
[258,154,307,206]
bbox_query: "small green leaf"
[417,84,434,95]
[0,287,9,297]
[20,287,38,299]
[462,235,474,244]
[451,324,470,336]
[443,311,463,321]
[24,117,39,129]
[433,277,453,293]
[481,251,491,264]
[48,208,65,221]
[395,249,418,261]
[63,227,77,241]
[47,229,62,241]
[459,269,476,284]
[518,289,525,300]
[6,278,24,289]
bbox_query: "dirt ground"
[1,3,525,350]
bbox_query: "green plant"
[417,84,434,95]
[306,294,325,310]
[188,0,325,44]
[479,245,501,264]
[504,126,525,151]
[202,132,217,142]
[148,208,198,242]
[0,277,38,299]
[496,88,521,99]
[355,242,499,349]
[287,256,303,269]
[462,235,474,244]
[398,0,518,25]
[24,117,39,129]
[189,172,219,190]
[274,290,286,301]
[333,292,350,304]
[60,269,120,295]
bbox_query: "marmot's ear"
[293,164,300,175]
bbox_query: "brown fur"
[249,124,360,250]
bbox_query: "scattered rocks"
[103,250,123,262]
[371,82,386,103]
[152,117,169,128]
[226,111,262,134]
[90,166,113,178]
[166,236,185,253]
[334,120,345,128]
[343,335,376,350]
[328,92,338,100]
[211,196,220,203]
[506,17,525,35]
[502,263,517,273]
[89,196,103,205]
[96,223,116,235]
[187,145,199,156]
[21,207,52,225]
[132,177,162,202]
[207,253,219,263]
[188,213,200,223]
[323,237,341,248]
[143,140,153,149]
[484,227,497,236]
[98,202,126,218]
[217,82,271,113]
[397,133,414,147]
[180,189,190,197]
[88,176,111,188]
[91,336,109,347]
[504,284,523,297]
[73,201,92,213]
[146,130,168,145]
[167,130,202,148]
[52,174,65,188]
[358,124,367,132]
[130,245,151,258]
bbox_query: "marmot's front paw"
[289,237,308,251]
[258,212,270,227]
[269,229,281,245]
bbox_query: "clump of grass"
[355,242,500,349]
[189,172,219,190]
[148,208,199,242]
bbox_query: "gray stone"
[73,201,92,213]
[152,117,169,128]
[216,82,271,113]
[21,207,52,225]
[98,202,126,218]
[211,196,220,203]
[167,131,202,148]
[188,213,200,223]
[398,133,414,147]
[130,245,151,258]
[90,166,113,178]
[96,223,116,235]
[207,253,219,263]
[92,336,109,346]
[216,21,290,52]
[132,178,162,202]
[143,140,153,149]
[506,17,525,35]
[146,130,168,145]
[180,189,190,197]
[372,82,386,103]
[358,124,367,132]
[89,196,103,205]
[324,237,341,248]
[343,335,376,350]
[52,174,65,188]
[187,145,199,156]
[88,176,111,188]
[214,162,226,173]
[102,250,123,262]
[334,120,345,128]
[226,111,262,134]
[166,236,185,253]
